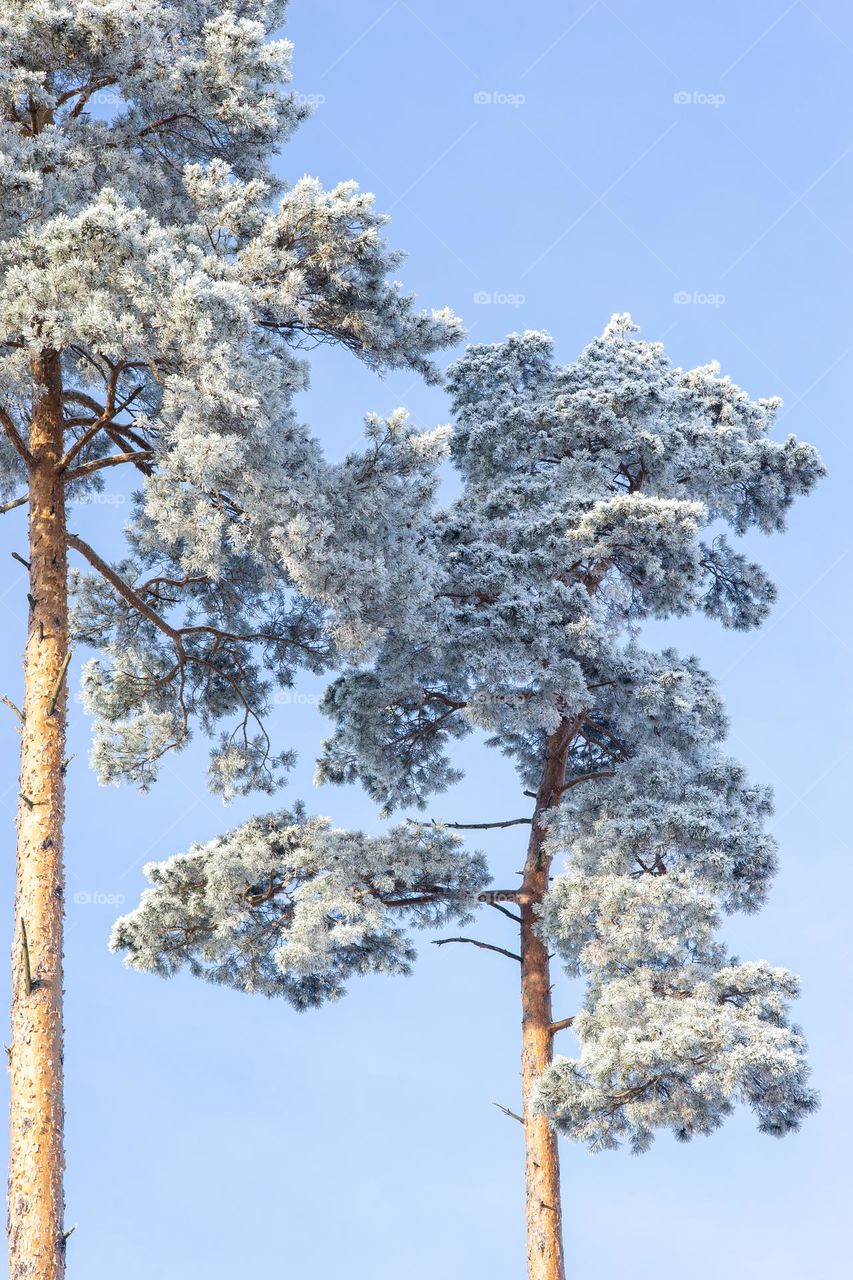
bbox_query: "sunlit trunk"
[8,351,68,1279]
[519,721,570,1280]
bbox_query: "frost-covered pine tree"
[113,317,823,1280]
[0,3,459,1275]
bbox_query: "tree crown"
[115,318,822,1150]
[0,0,461,795]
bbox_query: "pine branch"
[58,380,144,469]
[432,816,532,830]
[67,534,183,645]
[2,696,24,724]
[559,770,616,794]
[432,936,521,963]
[549,1017,575,1035]
[493,1101,524,1125]
[62,389,105,415]
[0,494,28,515]
[69,532,325,680]
[487,901,522,925]
[0,408,33,467]
[64,450,154,484]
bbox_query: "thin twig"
[11,551,30,571]
[1,696,24,724]
[493,1101,524,1125]
[20,920,32,994]
[432,936,522,963]
[488,901,522,925]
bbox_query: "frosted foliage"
[315,318,820,1148]
[531,651,818,1149]
[534,965,817,1153]
[74,409,448,792]
[0,1,459,793]
[111,810,489,1006]
[318,317,823,810]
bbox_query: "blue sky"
[1,1,851,1276]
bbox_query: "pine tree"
[0,3,459,1274]
[114,317,823,1279]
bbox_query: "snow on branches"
[313,316,822,1147]
[0,0,460,794]
[111,809,488,1006]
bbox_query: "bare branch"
[62,390,105,416]
[64,450,154,484]
[488,901,522,925]
[559,770,616,794]
[433,816,532,831]
[492,1101,524,1125]
[139,112,196,137]
[1,697,24,724]
[0,494,28,515]
[0,409,33,467]
[67,533,182,645]
[104,427,155,476]
[549,1017,575,1035]
[59,381,144,469]
[432,936,521,963]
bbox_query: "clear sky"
[1,1,851,1276]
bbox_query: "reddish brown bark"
[8,352,68,1279]
[519,721,571,1280]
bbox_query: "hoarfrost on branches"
[115,313,822,1148]
[312,317,822,1147]
[111,810,489,1006]
[0,0,460,795]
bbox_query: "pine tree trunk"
[519,722,570,1280]
[8,352,68,1279]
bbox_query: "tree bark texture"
[8,351,68,1280]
